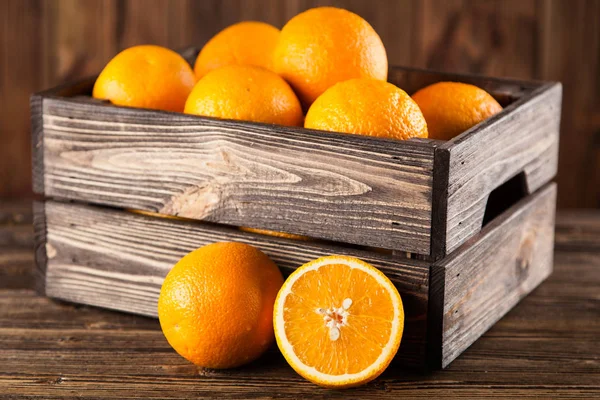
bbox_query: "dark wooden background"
[1,0,599,208]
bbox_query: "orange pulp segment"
[273,255,404,388]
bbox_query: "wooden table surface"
[1,201,599,399]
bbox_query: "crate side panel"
[433,183,556,368]
[444,83,561,254]
[40,97,435,254]
[42,200,431,367]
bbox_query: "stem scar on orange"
[274,255,404,388]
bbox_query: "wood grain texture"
[0,0,42,198]
[538,0,600,208]
[30,94,44,194]
[431,183,556,368]
[555,211,600,252]
[36,95,435,253]
[430,145,450,260]
[414,0,539,79]
[2,203,600,398]
[32,201,48,296]
[40,0,118,88]
[37,200,431,367]
[440,82,561,255]
[0,201,34,290]
[0,202,33,250]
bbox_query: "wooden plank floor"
[0,201,599,399]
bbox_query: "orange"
[194,21,280,79]
[184,65,303,126]
[412,81,503,140]
[240,227,311,241]
[305,78,428,140]
[274,255,404,388]
[93,45,195,112]
[273,7,388,106]
[158,242,284,369]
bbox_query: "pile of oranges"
[93,7,502,142]
[94,6,505,389]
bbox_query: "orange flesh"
[282,263,394,375]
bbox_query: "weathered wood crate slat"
[36,93,435,254]
[34,183,556,368]
[31,60,562,258]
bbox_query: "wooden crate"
[33,183,556,369]
[31,58,561,368]
[31,57,562,259]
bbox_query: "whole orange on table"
[412,81,503,140]
[194,21,280,78]
[158,242,284,369]
[185,64,303,126]
[93,45,196,112]
[274,7,388,106]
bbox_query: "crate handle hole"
[481,172,528,228]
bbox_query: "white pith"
[316,300,350,341]
[274,257,402,385]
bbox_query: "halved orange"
[273,255,404,388]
